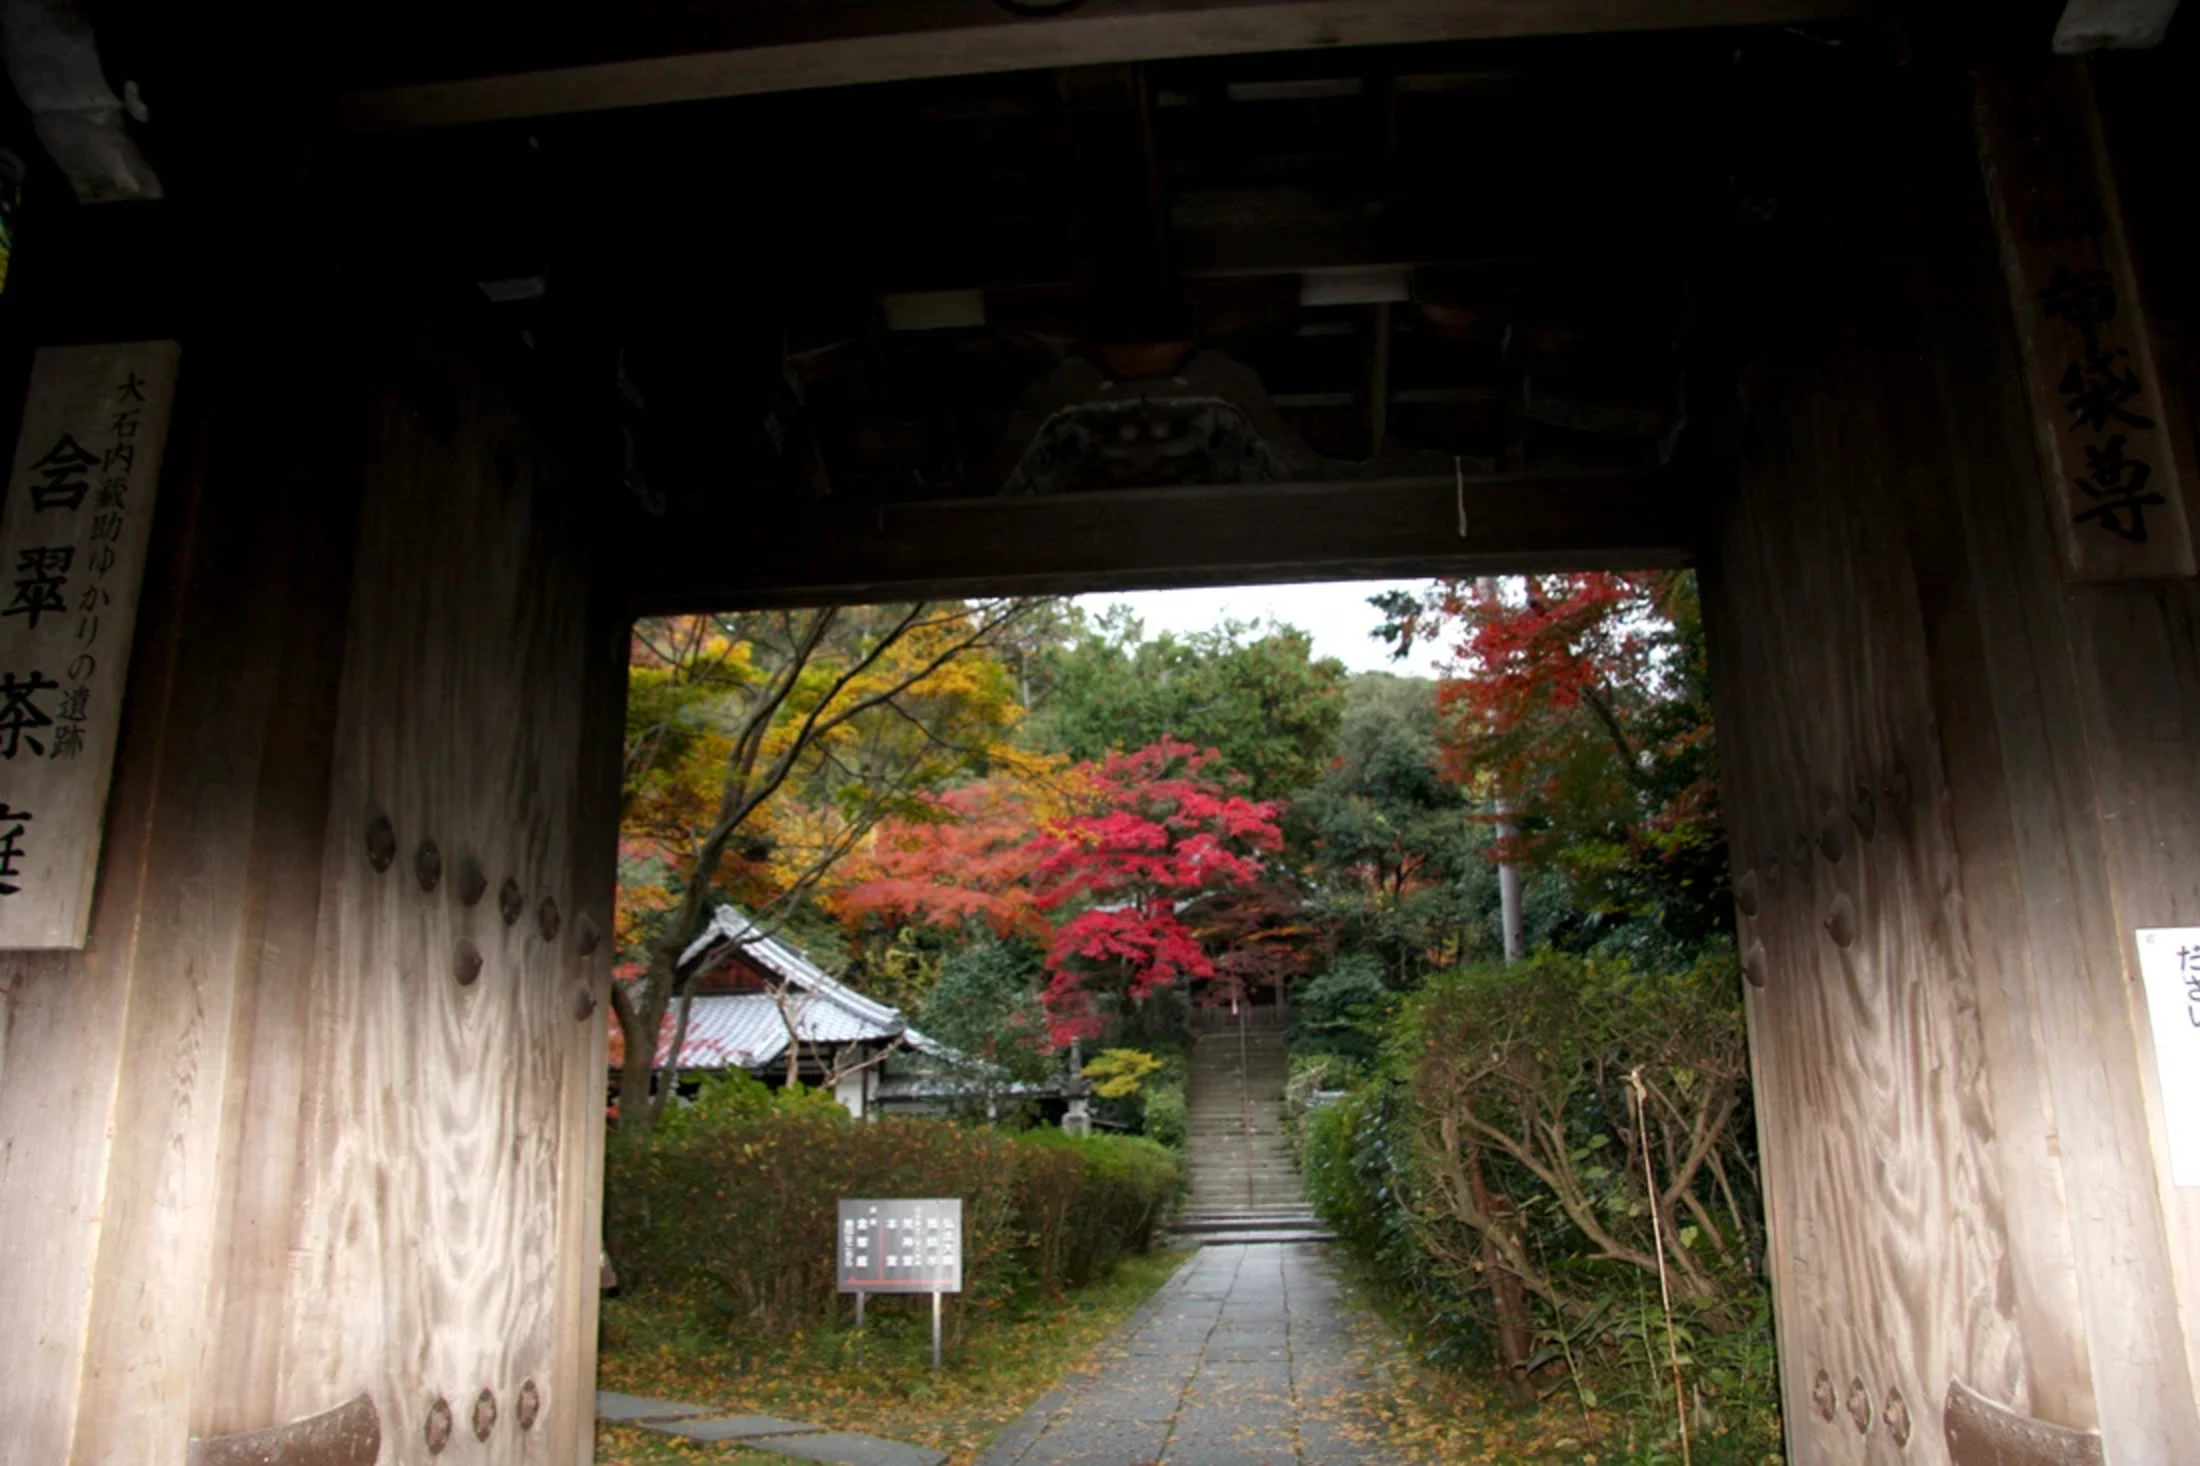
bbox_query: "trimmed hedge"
[604,1077,1182,1339]
[1009,1128,1181,1291]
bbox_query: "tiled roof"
[634,906,907,1070]
[680,908,904,1028]
[613,906,1047,1084]
[873,1072,1057,1100]
[651,991,898,1070]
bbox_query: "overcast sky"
[1070,579,1450,678]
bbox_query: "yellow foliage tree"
[1081,1048,1166,1099]
[614,600,1052,1130]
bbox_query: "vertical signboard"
[1978,66,2192,582]
[2137,929,2200,1187]
[0,341,179,948]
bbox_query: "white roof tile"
[657,906,907,1070]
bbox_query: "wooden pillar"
[0,285,620,1463]
[1704,60,2200,1466]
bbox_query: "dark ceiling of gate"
[329,28,1867,605]
[17,5,2081,607]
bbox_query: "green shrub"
[1305,947,1780,1459]
[1141,1078,1186,1150]
[604,1094,1183,1341]
[1009,1130,1182,1292]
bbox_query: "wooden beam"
[321,0,1868,132]
[620,468,1701,612]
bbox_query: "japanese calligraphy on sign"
[1978,67,2192,582]
[837,1198,964,1294]
[0,342,177,948]
[2136,929,2200,1187]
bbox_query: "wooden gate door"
[0,285,621,1464]
[1704,65,2200,1466]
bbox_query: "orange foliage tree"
[613,600,1051,1130]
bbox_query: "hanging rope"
[1454,455,1469,539]
[1628,1066,1693,1466]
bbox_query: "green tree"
[1296,673,1480,986]
[1025,609,1346,802]
[914,938,1056,1085]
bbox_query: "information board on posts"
[837,1198,963,1294]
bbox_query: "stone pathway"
[597,1391,947,1466]
[974,1244,1394,1466]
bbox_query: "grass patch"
[1332,1269,1784,1466]
[594,1248,1193,1466]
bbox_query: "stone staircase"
[1169,1017,1331,1246]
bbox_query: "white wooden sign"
[2137,928,2200,1187]
[0,341,178,949]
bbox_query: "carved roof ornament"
[0,0,162,202]
[993,351,1448,496]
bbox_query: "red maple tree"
[1380,571,1725,942]
[826,778,1055,941]
[1027,738,1284,1042]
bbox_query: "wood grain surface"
[0,297,617,1463]
[1707,300,2032,1466]
[1704,66,2200,1465]
[268,304,609,1463]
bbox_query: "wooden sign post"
[0,341,179,949]
[1977,65,2192,582]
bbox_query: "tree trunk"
[1495,803,1524,963]
[1468,1143,1538,1384]
[612,949,677,1134]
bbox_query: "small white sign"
[2137,928,2200,1187]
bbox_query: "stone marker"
[745,1430,950,1466]
[594,1391,714,1423]
[647,1415,828,1443]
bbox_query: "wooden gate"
[1,38,2196,1466]
[0,290,622,1464]
[1701,71,2200,1465]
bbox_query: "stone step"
[1188,1179,1302,1197]
[1188,1165,1296,1175]
[1182,1229,1334,1246]
[1188,1146,1296,1155]
[1188,1144,1295,1156]
[1189,1179,1306,1192]
[1169,1213,1317,1234]
[1184,1030,1307,1220]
